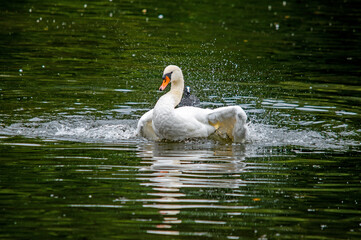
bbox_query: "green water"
[1,0,360,239]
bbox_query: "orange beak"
[159,75,171,91]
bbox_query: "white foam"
[247,122,354,150]
[0,118,138,143]
[54,122,136,141]
[0,117,358,150]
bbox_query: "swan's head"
[159,65,183,91]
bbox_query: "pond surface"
[1,0,360,239]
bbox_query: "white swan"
[136,65,248,143]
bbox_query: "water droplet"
[42,65,45,68]
[89,195,92,198]
[320,224,327,230]
[109,12,113,17]
[158,14,164,19]
[283,1,287,6]
[29,9,32,13]
[84,4,87,8]
[19,69,23,73]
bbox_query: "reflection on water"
[138,142,246,189]
[1,138,360,239]
[137,142,247,237]
[132,141,360,239]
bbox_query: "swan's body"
[136,65,248,143]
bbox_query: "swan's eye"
[162,71,173,80]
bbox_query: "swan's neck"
[169,78,184,107]
[156,77,184,109]
[152,77,184,137]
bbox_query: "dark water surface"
[1,0,360,239]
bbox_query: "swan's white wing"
[168,107,215,139]
[207,106,248,143]
[136,109,158,140]
[175,106,212,123]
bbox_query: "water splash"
[247,123,355,150]
[0,116,358,151]
[0,118,138,143]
